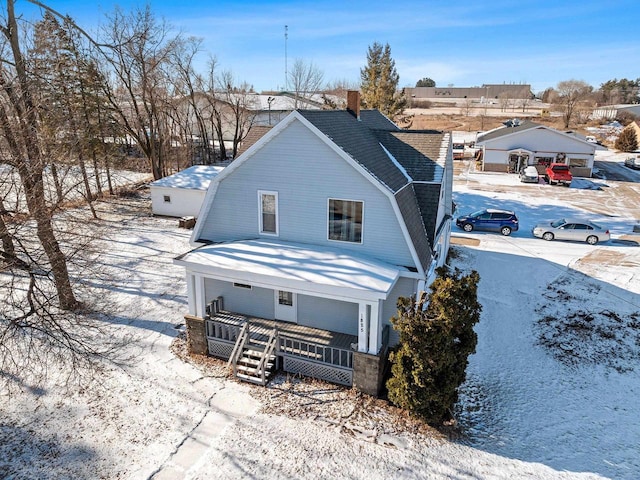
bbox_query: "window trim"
[258,190,279,236]
[327,197,364,244]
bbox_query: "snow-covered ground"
[1,154,639,479]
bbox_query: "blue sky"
[19,0,640,94]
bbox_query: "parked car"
[453,143,465,160]
[532,218,610,245]
[456,209,519,236]
[519,166,539,183]
[624,155,640,170]
[544,163,573,186]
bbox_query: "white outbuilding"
[150,165,225,218]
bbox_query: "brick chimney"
[347,90,361,120]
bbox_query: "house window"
[163,195,171,203]
[258,191,278,235]
[278,290,293,306]
[328,199,363,243]
[569,158,588,167]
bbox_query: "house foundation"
[184,314,207,355]
[352,350,388,397]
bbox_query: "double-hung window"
[328,199,363,243]
[258,191,278,235]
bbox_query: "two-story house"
[174,92,453,395]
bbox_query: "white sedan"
[532,218,610,245]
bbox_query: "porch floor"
[209,310,358,351]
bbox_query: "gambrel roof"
[297,109,449,273]
[192,108,451,277]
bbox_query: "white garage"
[150,165,225,218]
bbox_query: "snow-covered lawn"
[1,160,639,479]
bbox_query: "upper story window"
[328,199,363,243]
[258,191,278,235]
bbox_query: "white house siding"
[482,127,594,176]
[150,187,206,217]
[198,119,416,268]
[297,295,359,336]
[205,278,275,319]
[381,276,418,347]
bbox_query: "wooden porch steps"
[229,324,278,386]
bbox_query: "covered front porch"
[175,239,411,356]
[175,239,414,394]
[205,308,389,387]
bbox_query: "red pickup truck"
[545,163,572,186]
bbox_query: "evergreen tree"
[416,77,435,87]
[615,127,639,152]
[387,267,481,425]
[360,42,406,118]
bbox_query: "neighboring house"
[171,91,342,162]
[173,92,453,396]
[150,165,225,218]
[592,104,640,121]
[476,120,596,177]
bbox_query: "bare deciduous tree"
[100,6,182,180]
[168,37,217,165]
[288,58,324,108]
[0,1,78,310]
[555,80,593,128]
[0,1,126,391]
[460,98,473,118]
[217,70,258,158]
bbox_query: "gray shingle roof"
[413,182,443,247]
[298,110,408,192]
[359,110,400,131]
[477,120,541,143]
[373,130,445,182]
[298,109,448,273]
[395,184,433,273]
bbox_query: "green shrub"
[386,267,481,425]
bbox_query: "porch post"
[195,274,206,318]
[358,302,369,352]
[186,273,196,316]
[367,301,381,355]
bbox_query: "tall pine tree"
[360,42,406,118]
[387,267,481,425]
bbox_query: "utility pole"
[284,25,288,91]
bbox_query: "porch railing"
[278,335,353,369]
[206,318,242,343]
[227,322,250,374]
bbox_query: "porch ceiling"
[174,239,405,301]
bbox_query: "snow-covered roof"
[174,239,405,301]
[150,165,225,190]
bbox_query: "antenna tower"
[284,25,288,91]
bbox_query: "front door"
[274,290,297,322]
